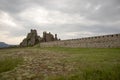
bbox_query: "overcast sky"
[0,0,120,44]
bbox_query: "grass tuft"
[0,57,23,73]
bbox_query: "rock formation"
[20,29,60,47]
[42,31,58,42]
[20,29,40,47]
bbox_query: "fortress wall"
[40,34,120,48]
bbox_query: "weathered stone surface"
[20,29,40,47]
[42,32,56,42]
[40,34,120,48]
[54,34,58,41]
[20,29,60,47]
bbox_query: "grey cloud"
[0,0,120,44]
[38,0,120,22]
[0,0,33,13]
[30,24,120,36]
[0,0,120,22]
[14,0,118,24]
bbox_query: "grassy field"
[0,47,120,80]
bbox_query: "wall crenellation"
[40,33,120,48]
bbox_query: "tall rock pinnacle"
[20,29,40,47]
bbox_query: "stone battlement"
[40,33,120,48]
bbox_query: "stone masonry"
[40,34,120,48]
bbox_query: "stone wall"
[40,34,120,48]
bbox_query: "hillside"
[0,42,10,48]
[0,47,120,80]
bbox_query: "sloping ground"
[0,42,10,48]
[0,47,120,80]
[0,48,75,80]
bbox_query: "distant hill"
[0,42,11,48]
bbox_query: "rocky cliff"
[20,29,40,47]
[42,31,58,42]
[20,29,60,47]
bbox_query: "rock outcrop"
[42,31,58,42]
[20,29,40,47]
[20,29,60,47]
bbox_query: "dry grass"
[0,47,120,80]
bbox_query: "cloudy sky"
[0,0,120,44]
